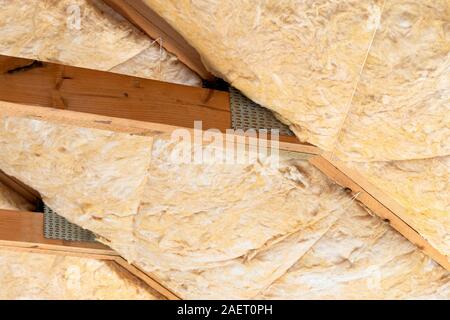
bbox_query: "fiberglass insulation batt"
[348,158,450,260]
[0,250,161,300]
[140,0,450,267]
[0,0,448,300]
[0,115,447,299]
[0,0,201,86]
[143,0,449,161]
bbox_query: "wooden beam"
[0,209,181,299]
[114,257,181,300]
[0,55,229,131]
[0,170,41,208]
[309,155,449,271]
[0,55,319,155]
[103,0,213,80]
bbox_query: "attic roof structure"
[0,0,448,300]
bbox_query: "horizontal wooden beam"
[103,0,213,80]
[0,209,181,300]
[0,55,318,155]
[0,210,116,256]
[309,155,449,271]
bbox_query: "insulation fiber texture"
[142,0,450,271]
[347,157,450,260]
[144,0,449,161]
[0,117,448,299]
[0,115,153,256]
[133,138,351,298]
[0,178,158,300]
[0,249,160,300]
[259,201,450,299]
[0,0,201,86]
[334,0,450,161]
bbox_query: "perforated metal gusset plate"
[229,87,294,136]
[43,204,96,242]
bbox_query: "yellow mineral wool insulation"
[0,115,153,256]
[132,138,448,299]
[0,114,356,298]
[131,139,357,299]
[144,0,449,161]
[0,180,33,211]
[258,201,450,300]
[109,46,201,87]
[0,249,160,300]
[347,157,450,259]
[135,138,350,271]
[133,138,449,299]
[145,218,341,299]
[334,0,450,161]
[0,116,448,299]
[0,0,201,86]
[143,0,383,151]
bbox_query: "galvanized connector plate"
[43,204,96,242]
[229,87,294,136]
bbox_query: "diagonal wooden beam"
[102,0,213,80]
[0,169,41,209]
[114,256,181,300]
[309,155,449,271]
[0,209,181,300]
